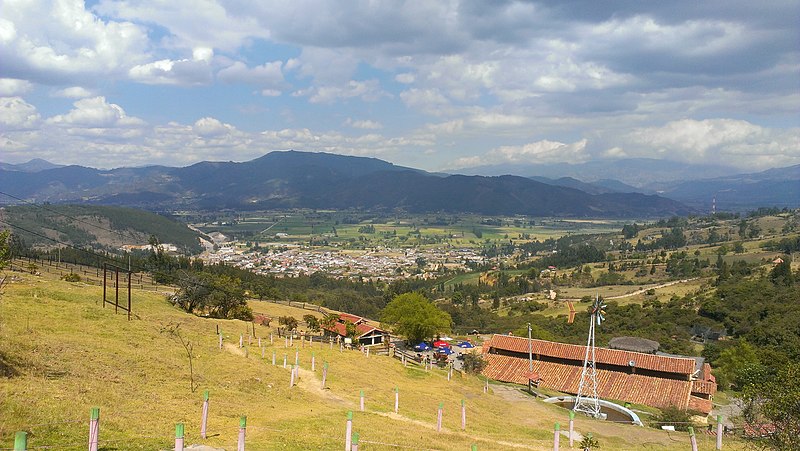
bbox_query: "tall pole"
[527,322,533,373]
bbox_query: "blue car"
[413,342,431,351]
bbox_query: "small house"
[322,313,387,346]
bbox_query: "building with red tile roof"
[481,334,717,413]
[322,313,387,346]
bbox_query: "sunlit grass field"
[0,270,745,450]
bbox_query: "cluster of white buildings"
[202,244,487,281]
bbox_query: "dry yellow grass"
[0,270,743,450]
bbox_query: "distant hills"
[0,151,797,215]
[0,205,204,252]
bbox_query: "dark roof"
[609,336,660,354]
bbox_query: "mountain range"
[0,151,797,216]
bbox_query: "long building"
[481,334,717,414]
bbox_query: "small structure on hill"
[609,336,660,354]
[322,313,387,346]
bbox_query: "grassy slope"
[0,272,742,450]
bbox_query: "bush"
[61,273,81,282]
[461,353,487,374]
[651,406,695,431]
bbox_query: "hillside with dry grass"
[0,269,743,450]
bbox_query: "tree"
[770,256,794,286]
[381,292,451,344]
[742,362,800,450]
[303,314,320,332]
[278,316,298,330]
[160,322,199,393]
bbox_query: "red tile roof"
[691,380,717,396]
[339,313,365,324]
[486,334,697,375]
[322,316,384,339]
[482,354,710,412]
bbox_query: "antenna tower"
[573,294,606,418]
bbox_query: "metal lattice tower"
[573,295,606,418]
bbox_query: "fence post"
[553,422,560,451]
[201,390,209,439]
[88,407,100,451]
[219,333,223,349]
[360,390,365,411]
[290,365,296,387]
[239,334,243,348]
[270,333,273,345]
[568,411,574,448]
[258,337,262,348]
[312,352,316,371]
[345,411,353,451]
[437,402,443,432]
[237,416,246,451]
[394,387,399,414]
[261,346,265,358]
[289,336,293,347]
[285,337,289,348]
[14,431,26,451]
[283,354,287,368]
[295,350,299,366]
[175,423,185,451]
[716,415,723,450]
[351,432,359,451]
[689,426,698,451]
[461,399,466,430]
[471,445,477,451]
[322,362,328,389]
[272,350,276,365]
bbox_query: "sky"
[0,0,798,172]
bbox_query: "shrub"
[61,273,81,282]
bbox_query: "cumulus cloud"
[622,119,800,168]
[52,86,94,98]
[0,97,41,130]
[0,0,149,83]
[297,79,388,104]
[193,117,235,137]
[128,58,213,85]
[48,97,145,128]
[0,79,33,96]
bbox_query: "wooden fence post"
[553,422,560,451]
[689,427,698,451]
[345,411,353,451]
[312,352,316,371]
[237,416,246,451]
[436,402,443,432]
[88,407,100,451]
[261,346,265,358]
[239,334,243,348]
[258,337,262,348]
[219,333,223,349]
[461,399,466,430]
[14,431,26,451]
[716,415,723,450]
[290,365,296,387]
[360,390,365,411]
[201,390,209,439]
[568,411,574,448]
[175,423,184,451]
[283,354,287,368]
[394,387,399,414]
[351,432,359,451]
[272,350,276,365]
[322,362,328,389]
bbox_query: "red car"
[433,340,450,348]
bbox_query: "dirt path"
[562,278,699,301]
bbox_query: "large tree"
[381,292,451,343]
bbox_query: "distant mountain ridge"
[1,151,794,215]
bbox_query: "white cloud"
[0,97,41,130]
[0,0,149,82]
[52,86,94,98]
[128,58,212,85]
[455,139,590,168]
[217,61,285,88]
[395,73,415,84]
[0,79,33,96]
[623,119,800,168]
[299,79,387,104]
[48,96,145,128]
[193,117,235,137]
[345,118,383,130]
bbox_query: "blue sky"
[0,0,798,171]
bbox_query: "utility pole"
[527,322,533,372]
